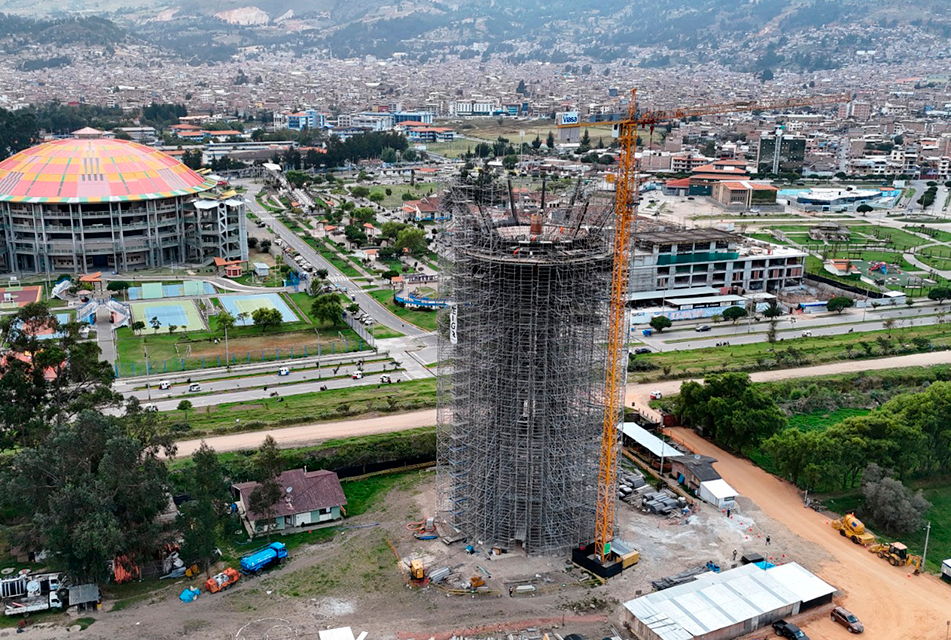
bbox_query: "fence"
[342,312,377,349]
[114,338,369,378]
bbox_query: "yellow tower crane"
[560,89,851,566]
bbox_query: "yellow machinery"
[831,512,877,545]
[409,559,425,581]
[560,90,850,567]
[868,542,922,571]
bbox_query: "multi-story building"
[629,229,806,294]
[393,111,434,125]
[0,130,246,273]
[756,130,807,174]
[286,109,327,131]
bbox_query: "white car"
[278,367,290,376]
[351,371,364,380]
[649,390,663,400]
[188,383,202,393]
[144,404,159,413]
[159,380,171,390]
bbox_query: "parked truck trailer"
[240,542,288,575]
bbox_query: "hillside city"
[0,2,951,640]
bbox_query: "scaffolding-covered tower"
[437,178,616,555]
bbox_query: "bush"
[861,463,931,534]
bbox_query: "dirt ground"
[14,461,845,640]
[668,427,951,640]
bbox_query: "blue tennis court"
[218,293,298,326]
[130,299,204,333]
[128,281,216,300]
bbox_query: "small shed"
[68,583,100,611]
[698,478,738,509]
[254,262,270,278]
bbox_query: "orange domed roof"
[0,136,216,204]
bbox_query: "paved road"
[668,426,951,640]
[238,179,429,339]
[178,350,951,456]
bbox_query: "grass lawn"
[424,139,482,158]
[634,323,951,381]
[851,225,935,250]
[368,289,438,331]
[367,182,438,208]
[255,190,283,213]
[787,407,872,432]
[746,233,780,244]
[369,324,404,339]
[163,378,437,436]
[805,256,879,292]
[306,238,363,278]
[115,313,365,376]
[905,226,951,243]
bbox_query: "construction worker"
[766,535,771,546]
[732,549,737,562]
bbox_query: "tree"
[861,463,931,534]
[346,303,360,314]
[532,135,542,150]
[722,306,748,324]
[546,131,555,148]
[676,373,786,453]
[516,79,527,94]
[168,324,178,335]
[402,148,418,162]
[131,320,146,335]
[649,315,672,332]
[3,410,172,583]
[248,435,283,538]
[0,107,40,157]
[350,186,370,198]
[857,203,874,214]
[247,236,259,250]
[177,400,193,419]
[502,154,518,171]
[767,318,779,344]
[178,441,229,576]
[150,316,161,332]
[0,303,117,448]
[251,307,283,332]
[259,239,271,253]
[311,293,343,327]
[217,309,236,335]
[827,296,854,314]
[763,302,782,318]
[763,428,832,488]
[369,192,385,204]
[883,317,895,336]
[395,227,427,255]
[382,269,400,280]
[107,281,131,298]
[315,268,329,281]
[928,286,951,303]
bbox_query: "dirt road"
[668,426,951,640]
[175,409,437,456]
[184,351,951,456]
[627,350,951,421]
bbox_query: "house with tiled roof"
[232,468,347,536]
[401,194,441,222]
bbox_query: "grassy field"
[424,139,483,158]
[906,226,951,243]
[115,308,366,376]
[634,323,951,381]
[787,407,872,432]
[369,324,404,339]
[367,182,438,208]
[851,225,937,249]
[162,378,437,436]
[368,289,438,331]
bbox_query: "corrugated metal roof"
[623,563,833,640]
[622,423,681,459]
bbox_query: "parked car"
[633,347,651,355]
[188,383,202,393]
[831,606,864,633]
[772,620,809,640]
[649,390,663,400]
[696,325,711,332]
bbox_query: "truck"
[831,512,876,545]
[240,542,287,575]
[204,568,240,594]
[942,558,951,583]
[4,574,63,617]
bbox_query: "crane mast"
[591,89,849,567]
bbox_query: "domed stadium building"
[0,128,247,273]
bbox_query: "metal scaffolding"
[436,177,618,555]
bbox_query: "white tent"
[699,479,738,509]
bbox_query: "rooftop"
[632,229,738,245]
[0,137,216,204]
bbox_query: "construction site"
[435,177,616,557]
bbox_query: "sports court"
[128,280,215,300]
[0,285,43,309]
[218,293,298,326]
[130,299,205,334]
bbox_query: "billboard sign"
[559,111,580,126]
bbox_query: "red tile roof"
[233,469,346,521]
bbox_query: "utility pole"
[922,521,931,572]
